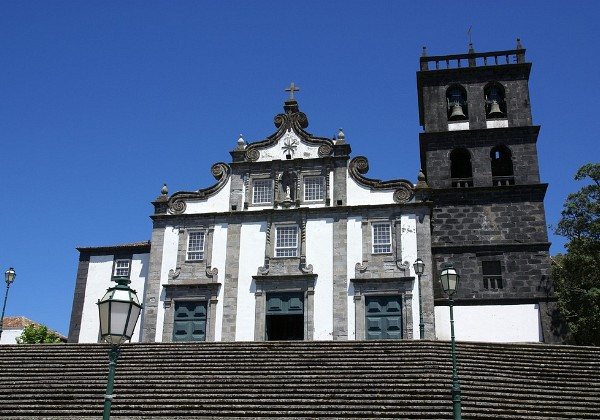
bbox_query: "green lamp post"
[0,268,16,341]
[97,277,143,420]
[440,263,462,420]
[413,258,425,339]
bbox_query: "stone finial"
[156,183,168,202]
[468,42,475,54]
[235,134,246,150]
[516,38,523,49]
[421,46,427,57]
[337,128,345,144]
[415,169,429,189]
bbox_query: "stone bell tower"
[416,40,561,343]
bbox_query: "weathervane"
[285,82,300,100]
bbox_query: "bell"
[449,103,466,120]
[487,100,503,118]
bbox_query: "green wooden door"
[365,295,402,340]
[265,292,304,341]
[173,301,207,342]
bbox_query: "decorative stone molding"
[300,256,313,274]
[242,100,334,162]
[349,156,414,202]
[169,267,181,280]
[205,266,218,278]
[258,257,270,275]
[355,262,368,273]
[168,162,231,215]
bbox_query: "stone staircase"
[0,340,599,419]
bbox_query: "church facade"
[68,41,558,344]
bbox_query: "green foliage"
[16,323,63,344]
[553,163,600,346]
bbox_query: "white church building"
[69,42,556,345]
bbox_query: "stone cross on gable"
[285,82,300,100]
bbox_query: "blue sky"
[0,2,598,336]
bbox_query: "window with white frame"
[275,225,298,257]
[187,231,205,261]
[114,259,130,277]
[304,176,324,201]
[372,223,392,254]
[253,179,273,204]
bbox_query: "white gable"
[255,131,321,162]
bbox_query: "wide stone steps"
[1,340,599,419]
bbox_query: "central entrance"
[365,295,402,340]
[265,292,304,341]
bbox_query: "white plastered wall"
[78,253,148,343]
[434,304,543,342]
[346,216,362,340]
[400,214,419,338]
[254,131,320,162]
[235,222,267,341]
[154,226,179,342]
[181,178,232,214]
[211,223,228,341]
[346,177,395,206]
[307,218,333,340]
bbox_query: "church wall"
[307,218,334,340]
[76,252,148,343]
[153,226,179,342]
[235,222,266,341]
[346,216,362,340]
[434,303,542,342]
[212,222,228,342]
[181,179,232,214]
[346,177,395,206]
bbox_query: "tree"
[16,323,63,344]
[552,163,600,346]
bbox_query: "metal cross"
[285,82,300,100]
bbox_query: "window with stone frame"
[275,225,298,257]
[252,179,273,204]
[187,231,206,261]
[303,176,325,201]
[113,259,130,277]
[482,260,503,289]
[372,223,392,254]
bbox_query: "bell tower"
[416,40,561,342]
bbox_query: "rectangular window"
[372,223,392,254]
[304,176,324,201]
[187,231,205,261]
[253,179,273,204]
[482,261,503,289]
[114,259,130,277]
[275,225,298,257]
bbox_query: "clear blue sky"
[0,1,597,336]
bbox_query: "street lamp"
[440,263,462,420]
[97,277,143,420]
[413,258,425,339]
[0,267,16,341]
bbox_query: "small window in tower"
[450,148,473,188]
[304,176,324,201]
[484,83,506,119]
[482,261,503,290]
[253,179,273,204]
[372,223,392,254]
[187,231,205,261]
[446,85,468,121]
[490,145,515,186]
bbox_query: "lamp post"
[440,263,462,420]
[0,268,16,341]
[413,258,425,339]
[97,277,143,420]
